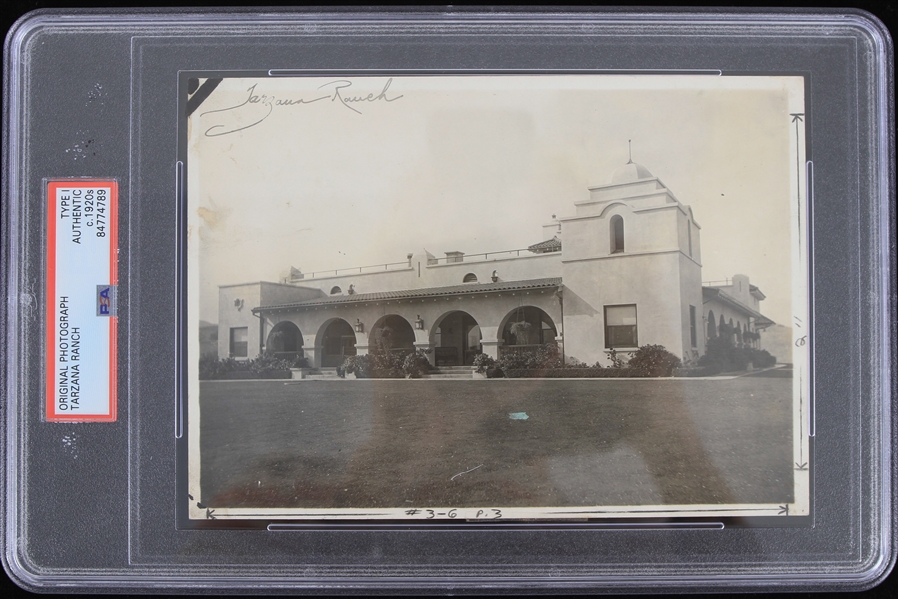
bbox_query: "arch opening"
[319,319,357,368]
[431,311,481,367]
[716,313,733,343]
[330,286,342,295]
[463,273,478,283]
[266,321,303,362]
[500,306,558,359]
[707,310,717,339]
[610,215,625,254]
[369,314,416,355]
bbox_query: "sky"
[187,74,805,326]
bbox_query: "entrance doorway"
[433,311,481,366]
[320,319,357,367]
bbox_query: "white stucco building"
[215,160,775,368]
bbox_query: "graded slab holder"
[1,9,894,593]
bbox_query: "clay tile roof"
[253,277,564,313]
[527,237,562,253]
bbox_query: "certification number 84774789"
[82,188,108,237]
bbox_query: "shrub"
[401,353,421,378]
[249,353,292,377]
[532,343,564,369]
[496,351,532,371]
[198,355,252,380]
[199,354,222,380]
[565,357,596,369]
[496,343,563,372]
[416,348,434,372]
[341,354,371,378]
[370,350,405,378]
[291,355,310,369]
[485,366,505,378]
[627,344,681,377]
[606,347,627,369]
[401,349,432,378]
[342,350,431,379]
[718,323,735,344]
[489,344,609,376]
[198,354,296,380]
[700,336,776,373]
[732,346,753,371]
[220,357,249,372]
[700,336,733,372]
[753,349,776,368]
[472,353,505,378]
[473,353,496,374]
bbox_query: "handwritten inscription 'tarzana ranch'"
[201,79,403,137]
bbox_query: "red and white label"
[46,180,118,422]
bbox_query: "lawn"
[198,377,794,510]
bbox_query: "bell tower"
[556,156,704,364]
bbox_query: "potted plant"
[508,321,532,345]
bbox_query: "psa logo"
[96,285,117,317]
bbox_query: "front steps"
[421,366,476,380]
[303,367,342,380]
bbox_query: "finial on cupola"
[627,139,633,164]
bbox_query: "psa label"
[96,285,117,316]
[46,180,118,422]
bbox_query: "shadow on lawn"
[201,379,793,513]
[334,390,738,508]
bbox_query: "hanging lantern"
[354,319,364,333]
[415,315,424,330]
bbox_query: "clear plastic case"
[2,8,894,593]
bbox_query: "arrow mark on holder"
[791,113,805,258]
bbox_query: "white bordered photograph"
[184,74,809,521]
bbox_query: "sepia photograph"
[184,74,809,521]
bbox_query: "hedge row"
[200,353,300,380]
[699,338,776,373]
[504,368,649,378]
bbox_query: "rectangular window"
[604,304,637,348]
[689,305,697,347]
[229,326,248,358]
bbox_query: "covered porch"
[252,278,564,369]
